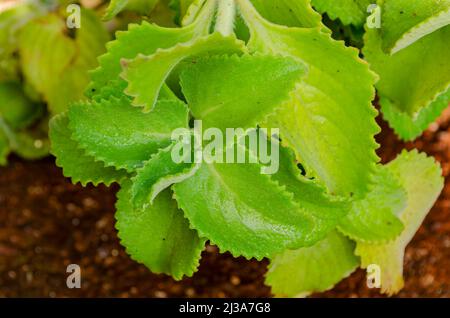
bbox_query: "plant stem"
[215,0,236,36]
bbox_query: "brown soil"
[0,112,449,298]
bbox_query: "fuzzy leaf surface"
[311,0,371,26]
[68,97,189,172]
[131,143,198,209]
[88,0,216,98]
[122,33,246,111]
[338,165,405,243]
[49,113,128,186]
[238,0,379,196]
[173,145,347,259]
[181,54,306,130]
[116,181,205,280]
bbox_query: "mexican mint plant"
[0,0,109,165]
[49,0,446,296]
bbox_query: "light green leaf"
[380,89,450,141]
[356,150,443,295]
[131,142,199,208]
[122,33,246,112]
[88,0,217,98]
[338,165,405,243]
[68,97,189,172]
[238,0,379,196]
[0,2,36,58]
[18,10,109,114]
[364,24,450,140]
[266,230,359,297]
[250,0,323,28]
[0,81,43,129]
[311,0,371,26]
[103,0,160,21]
[49,113,128,186]
[273,146,349,236]
[173,144,345,259]
[116,180,205,280]
[103,0,129,21]
[379,0,450,54]
[180,54,306,130]
[18,13,76,111]
[170,0,198,25]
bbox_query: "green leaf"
[379,0,450,54]
[238,0,379,196]
[355,150,443,295]
[68,97,189,172]
[266,230,359,297]
[88,0,217,98]
[131,142,199,208]
[311,0,371,26]
[180,54,306,130]
[364,24,450,140]
[49,113,128,186]
[103,0,159,21]
[250,0,323,28]
[18,10,109,114]
[0,115,49,160]
[0,125,10,165]
[338,165,405,243]
[0,2,36,58]
[170,0,199,25]
[0,81,43,129]
[122,33,246,112]
[273,146,349,236]
[380,89,450,141]
[173,144,345,259]
[116,180,205,280]
[18,14,76,111]
[103,0,129,20]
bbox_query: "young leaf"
[363,24,450,140]
[49,113,128,186]
[88,0,217,98]
[122,33,246,112]
[131,142,199,209]
[338,165,405,243]
[68,97,189,172]
[180,54,306,130]
[266,230,359,297]
[355,150,444,295]
[311,0,371,26]
[379,0,450,54]
[238,0,379,196]
[116,181,205,280]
